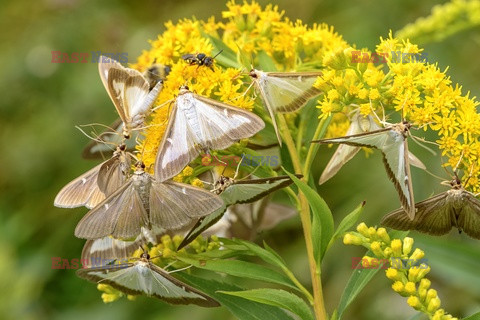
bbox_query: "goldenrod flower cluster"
[396,0,480,44]
[314,31,480,190]
[344,223,457,320]
[130,0,347,175]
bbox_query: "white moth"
[98,55,163,139]
[154,86,265,182]
[249,70,322,144]
[54,144,131,209]
[313,121,418,220]
[319,112,426,185]
[75,162,224,240]
[77,252,219,307]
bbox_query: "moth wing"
[97,153,130,196]
[54,162,105,209]
[381,192,453,235]
[76,263,134,284]
[98,55,123,92]
[149,181,224,230]
[154,104,200,182]
[222,176,294,205]
[193,94,265,150]
[408,151,426,170]
[255,82,282,145]
[262,72,322,112]
[381,130,415,219]
[75,181,148,239]
[457,193,480,239]
[147,263,219,306]
[320,114,381,184]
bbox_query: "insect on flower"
[313,121,423,220]
[381,177,480,239]
[75,161,224,240]
[181,50,223,71]
[98,55,163,139]
[154,85,265,182]
[77,252,219,307]
[55,144,131,209]
[248,69,323,145]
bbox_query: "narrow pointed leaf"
[284,170,334,262]
[179,274,294,320]
[176,255,299,292]
[331,201,366,243]
[219,289,314,320]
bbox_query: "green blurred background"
[1,0,479,319]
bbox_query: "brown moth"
[381,178,480,239]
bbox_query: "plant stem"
[277,114,327,320]
[303,115,331,177]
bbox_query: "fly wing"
[381,192,453,235]
[75,181,148,240]
[193,94,265,150]
[149,181,224,230]
[154,104,200,182]
[457,193,480,239]
[54,162,105,209]
[319,114,381,184]
[261,72,322,112]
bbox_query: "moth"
[313,121,417,219]
[75,162,224,240]
[54,144,131,209]
[248,69,323,144]
[182,50,223,71]
[82,60,168,159]
[98,55,163,139]
[319,113,426,185]
[381,178,480,239]
[81,227,165,268]
[154,86,265,182]
[77,252,219,307]
[178,173,301,249]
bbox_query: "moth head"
[140,252,150,261]
[249,69,258,78]
[179,85,190,94]
[450,177,462,189]
[118,144,127,151]
[135,161,146,171]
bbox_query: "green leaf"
[331,201,366,243]
[203,34,242,69]
[179,274,294,320]
[221,238,288,270]
[330,309,338,320]
[220,289,314,320]
[284,170,334,262]
[337,230,408,319]
[176,255,299,292]
[462,311,480,320]
[257,51,277,71]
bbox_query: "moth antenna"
[78,122,118,133]
[463,163,475,187]
[233,154,245,180]
[166,264,193,274]
[370,100,386,126]
[151,97,174,113]
[75,126,117,149]
[452,150,465,174]
[230,81,255,102]
[408,135,437,155]
[239,156,262,181]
